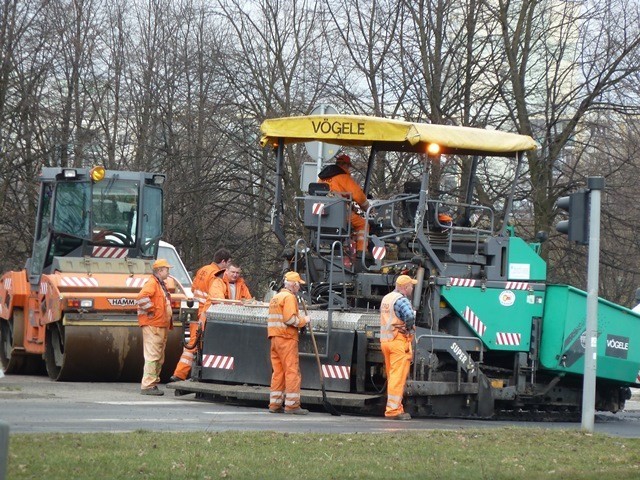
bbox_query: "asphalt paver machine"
[172,115,640,418]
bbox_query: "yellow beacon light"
[90,166,106,182]
[427,143,441,155]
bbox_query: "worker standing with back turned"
[267,271,310,415]
[379,274,417,419]
[170,248,232,382]
[136,259,174,396]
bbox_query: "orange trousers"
[381,335,412,417]
[141,326,168,389]
[172,320,199,380]
[269,336,302,411]
[351,211,366,252]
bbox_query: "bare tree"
[492,0,640,238]
[2,0,640,303]
[212,0,336,292]
[0,1,59,272]
[399,0,513,216]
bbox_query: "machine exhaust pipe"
[412,266,425,310]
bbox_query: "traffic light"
[556,190,589,245]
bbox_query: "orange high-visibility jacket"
[136,275,172,328]
[379,291,406,342]
[267,289,307,339]
[209,275,253,300]
[192,263,224,314]
[192,263,224,303]
[318,167,368,209]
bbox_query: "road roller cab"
[0,166,187,381]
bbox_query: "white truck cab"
[158,240,193,297]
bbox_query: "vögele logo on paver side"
[605,334,629,359]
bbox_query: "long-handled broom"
[301,300,341,416]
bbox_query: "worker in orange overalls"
[209,261,253,301]
[318,152,370,255]
[170,248,232,382]
[267,271,310,415]
[379,274,418,420]
[136,259,174,396]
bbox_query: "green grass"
[8,429,640,479]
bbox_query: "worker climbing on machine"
[209,261,253,301]
[267,271,310,415]
[136,259,174,396]
[170,248,232,382]
[379,274,418,420]
[318,152,371,258]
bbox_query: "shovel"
[301,300,341,416]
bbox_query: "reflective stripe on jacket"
[136,275,172,328]
[267,289,306,339]
[380,291,405,342]
[192,263,223,314]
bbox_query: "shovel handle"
[300,298,341,416]
[301,300,323,377]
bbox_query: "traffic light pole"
[581,176,604,432]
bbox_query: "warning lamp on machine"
[438,213,453,225]
[90,166,106,183]
[427,143,441,155]
[67,298,94,309]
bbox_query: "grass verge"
[8,428,640,479]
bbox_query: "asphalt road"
[1,374,639,437]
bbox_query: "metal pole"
[316,104,326,177]
[499,152,524,236]
[0,420,8,480]
[581,176,604,432]
[271,138,286,246]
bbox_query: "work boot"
[386,412,411,420]
[140,386,164,396]
[268,407,284,414]
[285,408,309,415]
[169,376,182,383]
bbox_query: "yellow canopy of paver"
[260,114,538,156]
